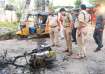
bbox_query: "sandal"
[71,54,86,59]
[67,52,73,56]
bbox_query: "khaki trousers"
[64,27,72,52]
[49,27,59,45]
[76,27,87,56]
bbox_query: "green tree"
[75,0,81,8]
[48,1,54,12]
[8,0,17,5]
[8,0,26,22]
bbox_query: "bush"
[0,21,19,31]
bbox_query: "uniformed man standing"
[59,8,73,55]
[46,12,60,47]
[76,4,90,58]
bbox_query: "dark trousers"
[93,30,103,49]
[72,28,77,42]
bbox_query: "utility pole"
[42,0,45,11]
[35,0,50,12]
[45,0,49,12]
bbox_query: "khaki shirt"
[78,10,90,27]
[63,13,72,28]
[46,15,58,27]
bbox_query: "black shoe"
[100,45,103,48]
[61,37,64,40]
[75,42,77,45]
[94,48,101,52]
[72,40,76,42]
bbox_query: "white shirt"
[29,22,34,28]
[74,18,79,28]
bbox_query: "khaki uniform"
[77,10,89,56]
[46,15,59,46]
[63,13,72,52]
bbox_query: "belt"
[64,26,70,28]
[77,26,86,29]
[51,26,57,28]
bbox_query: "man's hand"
[77,26,82,36]
[99,29,104,31]
[58,27,61,31]
[103,19,105,25]
[77,30,81,37]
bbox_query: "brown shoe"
[55,45,60,47]
[63,49,69,52]
[67,52,73,56]
[51,44,55,47]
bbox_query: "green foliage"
[75,0,81,8]
[8,0,16,5]
[0,21,18,31]
[8,0,25,22]
[48,3,54,12]
[16,12,22,22]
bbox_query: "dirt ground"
[0,25,105,74]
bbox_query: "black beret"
[60,8,66,12]
[80,4,86,10]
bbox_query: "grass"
[0,21,19,31]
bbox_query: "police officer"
[76,4,89,58]
[46,11,60,47]
[59,8,73,55]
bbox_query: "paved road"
[0,25,105,74]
